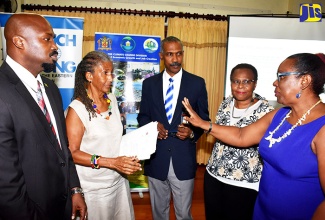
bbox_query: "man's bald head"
[4,13,58,76]
[5,13,50,51]
[4,13,50,39]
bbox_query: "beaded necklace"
[88,93,112,120]
[231,98,254,119]
[265,99,321,148]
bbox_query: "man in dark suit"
[0,13,87,220]
[137,36,210,220]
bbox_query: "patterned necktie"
[165,78,174,123]
[36,81,61,149]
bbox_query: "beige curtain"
[168,18,228,164]
[24,10,227,164]
[24,10,165,56]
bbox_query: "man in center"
[137,36,210,219]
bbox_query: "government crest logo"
[97,36,112,51]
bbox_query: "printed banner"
[95,32,161,192]
[0,13,84,110]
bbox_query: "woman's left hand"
[111,156,142,175]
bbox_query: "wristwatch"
[71,187,84,197]
[189,131,194,139]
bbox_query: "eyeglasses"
[231,79,255,86]
[277,72,300,81]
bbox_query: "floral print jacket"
[206,94,274,183]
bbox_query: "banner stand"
[95,32,161,196]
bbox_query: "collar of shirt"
[163,68,183,92]
[7,56,61,145]
[6,55,43,94]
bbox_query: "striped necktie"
[36,81,61,149]
[165,78,174,123]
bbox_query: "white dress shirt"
[163,68,183,123]
[6,55,61,144]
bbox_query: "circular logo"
[143,38,159,53]
[120,36,136,52]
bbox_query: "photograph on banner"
[95,32,161,191]
[0,13,84,110]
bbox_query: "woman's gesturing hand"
[182,97,204,128]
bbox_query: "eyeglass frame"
[276,72,300,81]
[230,79,256,86]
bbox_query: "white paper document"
[119,121,158,160]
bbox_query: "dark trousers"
[204,170,258,220]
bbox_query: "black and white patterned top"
[206,93,274,190]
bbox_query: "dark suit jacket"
[137,70,210,181]
[0,61,80,220]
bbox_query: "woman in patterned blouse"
[204,63,274,220]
